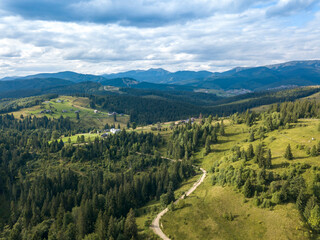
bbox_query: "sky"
[0,0,319,78]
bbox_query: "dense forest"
[89,87,320,124]
[0,114,195,239]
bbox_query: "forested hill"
[90,86,320,124]
[0,114,195,239]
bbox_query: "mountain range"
[1,60,320,93]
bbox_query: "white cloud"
[0,1,319,78]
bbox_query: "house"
[74,110,80,113]
[94,110,99,114]
[108,112,117,116]
[101,133,110,138]
[110,128,121,134]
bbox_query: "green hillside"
[0,92,320,240]
[5,95,129,129]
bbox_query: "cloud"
[1,0,269,26]
[266,0,319,17]
[0,1,320,78]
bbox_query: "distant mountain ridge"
[1,60,320,91]
[99,60,320,90]
[2,71,105,83]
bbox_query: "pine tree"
[167,182,175,204]
[124,209,137,239]
[205,136,211,155]
[265,149,272,169]
[249,132,254,142]
[9,221,22,240]
[308,205,320,231]
[296,189,306,212]
[304,195,317,220]
[56,203,65,228]
[284,144,293,160]
[95,211,107,240]
[107,216,116,239]
[65,223,77,240]
[243,179,253,198]
[247,144,254,159]
[219,121,225,136]
[311,145,318,157]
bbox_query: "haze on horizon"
[0,0,319,78]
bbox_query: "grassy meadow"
[7,95,129,129]
[158,118,319,240]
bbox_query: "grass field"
[162,182,307,240]
[158,118,320,240]
[7,96,129,129]
[136,173,203,239]
[59,133,101,143]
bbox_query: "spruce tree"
[304,195,317,220]
[308,205,320,231]
[249,132,254,142]
[124,209,137,239]
[247,144,254,159]
[296,189,306,212]
[219,121,225,136]
[311,145,318,157]
[95,211,107,240]
[205,136,211,155]
[243,179,253,198]
[265,149,272,169]
[284,144,293,160]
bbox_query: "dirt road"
[150,167,207,240]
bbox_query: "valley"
[0,70,319,240]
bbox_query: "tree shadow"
[217,139,231,144]
[272,162,289,169]
[226,132,241,137]
[213,148,229,153]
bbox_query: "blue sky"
[0,0,319,77]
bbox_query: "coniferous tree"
[219,121,225,136]
[249,132,255,142]
[296,189,306,212]
[243,179,253,198]
[308,205,320,231]
[124,209,137,239]
[311,145,318,157]
[95,211,107,240]
[284,144,293,160]
[265,149,272,169]
[205,136,211,155]
[304,195,317,220]
[247,144,254,159]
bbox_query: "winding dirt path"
[150,167,207,240]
